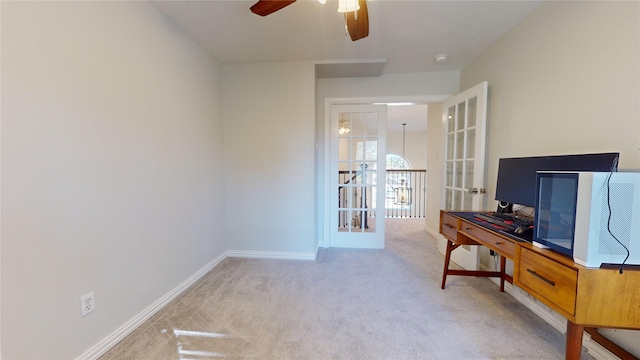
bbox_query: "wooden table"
[439,210,640,360]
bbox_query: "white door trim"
[321,95,450,248]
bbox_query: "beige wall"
[459,1,640,354]
[386,131,428,169]
[1,2,225,359]
[425,103,444,237]
[462,1,640,209]
[223,62,317,255]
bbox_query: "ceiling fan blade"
[346,0,369,41]
[250,0,296,16]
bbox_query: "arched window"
[386,153,411,170]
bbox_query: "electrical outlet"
[80,292,95,317]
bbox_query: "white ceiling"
[386,104,429,132]
[151,0,541,132]
[151,0,541,74]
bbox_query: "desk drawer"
[440,212,459,240]
[518,247,578,315]
[460,223,515,258]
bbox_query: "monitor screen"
[494,152,619,208]
[534,173,578,257]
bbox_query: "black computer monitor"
[494,152,619,209]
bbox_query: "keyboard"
[474,213,516,230]
[491,212,534,227]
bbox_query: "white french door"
[441,81,488,270]
[329,105,387,248]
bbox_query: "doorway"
[321,95,449,249]
[329,104,387,249]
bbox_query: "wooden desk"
[439,210,640,360]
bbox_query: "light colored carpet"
[100,218,594,359]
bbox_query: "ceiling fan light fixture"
[318,0,326,4]
[338,115,351,134]
[338,0,360,13]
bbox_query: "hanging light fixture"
[394,123,412,206]
[338,113,351,135]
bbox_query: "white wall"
[425,103,444,236]
[1,2,226,359]
[459,1,640,355]
[317,72,460,99]
[386,131,427,169]
[462,1,640,200]
[223,62,316,256]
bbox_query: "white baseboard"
[75,252,228,360]
[424,225,440,239]
[227,250,317,261]
[481,267,619,360]
[583,334,622,360]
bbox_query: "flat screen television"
[533,171,640,267]
[495,152,619,209]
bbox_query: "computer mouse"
[515,225,532,235]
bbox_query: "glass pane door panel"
[455,132,464,160]
[354,141,364,161]
[363,170,373,187]
[468,97,477,127]
[454,160,463,188]
[338,112,352,138]
[338,137,349,161]
[366,211,376,232]
[464,192,473,209]
[447,134,455,158]
[349,186,356,209]
[364,113,378,136]
[351,113,365,137]
[365,166,377,185]
[354,163,364,184]
[466,129,476,158]
[447,107,455,132]
[338,210,350,231]
[338,187,349,209]
[464,160,474,189]
[445,162,453,187]
[364,139,377,160]
[453,190,462,210]
[456,103,466,130]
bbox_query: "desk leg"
[499,255,506,293]
[441,240,460,289]
[566,321,584,360]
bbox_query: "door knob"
[467,188,486,194]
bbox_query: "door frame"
[321,95,450,248]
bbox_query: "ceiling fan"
[250,0,369,41]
